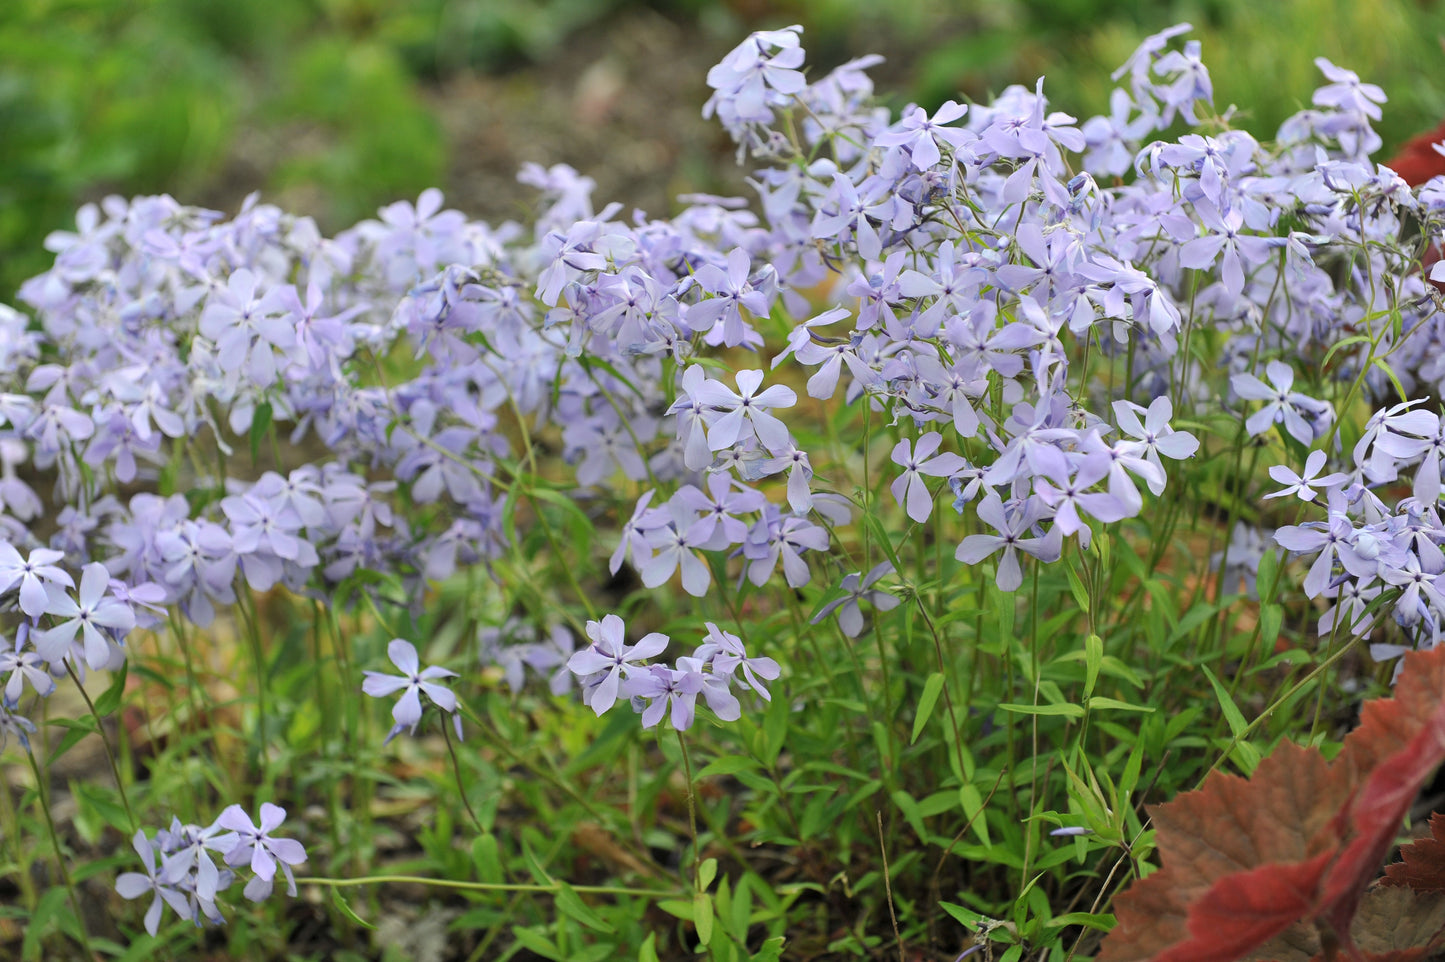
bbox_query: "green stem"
[234,588,270,769]
[25,747,97,961]
[303,875,676,898]
[443,716,484,835]
[676,730,700,889]
[0,767,36,908]
[64,662,138,833]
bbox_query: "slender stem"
[303,874,676,898]
[442,717,483,835]
[0,770,36,908]
[676,730,700,889]
[26,747,98,961]
[64,662,137,833]
[234,588,270,766]
[877,811,905,962]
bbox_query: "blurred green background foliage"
[1,0,1441,300]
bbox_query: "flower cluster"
[115,804,306,936]
[8,18,1445,942]
[565,615,778,731]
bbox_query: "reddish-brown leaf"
[1383,814,1445,891]
[1350,886,1445,957]
[1383,119,1445,187]
[1100,646,1445,962]
[1099,742,1350,962]
[1246,886,1445,962]
[1321,646,1445,934]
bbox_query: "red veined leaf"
[1383,813,1445,891]
[1320,645,1445,935]
[1101,645,1445,962]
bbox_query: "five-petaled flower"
[214,802,309,902]
[362,638,462,744]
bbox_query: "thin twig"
[877,811,905,962]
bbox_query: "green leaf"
[331,888,376,930]
[511,925,563,960]
[696,755,760,780]
[891,789,927,840]
[1166,603,1220,648]
[471,834,502,883]
[1064,559,1090,613]
[249,400,273,463]
[93,662,128,717]
[1255,547,1280,602]
[72,780,131,835]
[47,715,99,763]
[1086,697,1154,713]
[1200,665,1249,739]
[761,694,789,766]
[657,899,694,921]
[1083,633,1103,700]
[25,888,69,961]
[997,702,1085,719]
[694,890,714,946]
[521,838,554,886]
[862,512,906,578]
[753,936,786,962]
[555,883,614,934]
[698,857,718,892]
[940,900,989,931]
[959,782,991,847]
[1201,665,1260,774]
[1043,911,1115,932]
[639,932,660,962]
[1258,603,1283,650]
[911,672,946,745]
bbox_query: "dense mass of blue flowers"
[0,21,1441,935]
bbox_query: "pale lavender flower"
[1112,396,1199,492]
[362,639,460,744]
[566,615,668,715]
[198,268,295,388]
[521,625,577,697]
[695,622,780,701]
[686,248,770,348]
[743,512,828,588]
[35,562,135,670]
[1231,360,1326,446]
[0,625,54,704]
[1264,450,1347,502]
[672,474,766,551]
[956,493,1063,591]
[703,25,807,133]
[641,500,714,597]
[674,655,740,722]
[812,562,899,638]
[1032,458,1129,545]
[626,664,703,730]
[1379,554,1445,628]
[1178,199,1281,296]
[696,369,797,455]
[890,433,967,523]
[610,490,664,575]
[214,803,308,901]
[874,101,970,170]
[667,365,719,471]
[158,817,233,904]
[1312,58,1386,121]
[116,830,193,936]
[0,543,73,619]
[0,703,36,751]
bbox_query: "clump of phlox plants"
[1,20,1443,962]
